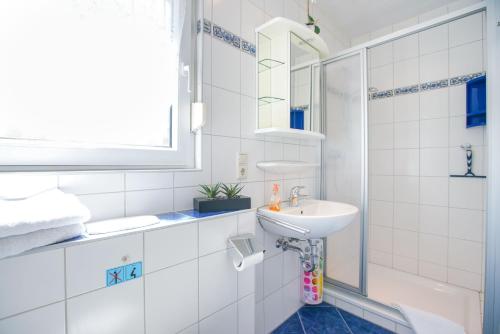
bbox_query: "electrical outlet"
[237,153,248,179]
[239,165,248,179]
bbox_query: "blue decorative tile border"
[199,19,256,56]
[450,72,484,86]
[203,19,211,34]
[394,84,419,96]
[241,39,256,56]
[371,90,394,99]
[370,71,485,100]
[421,79,449,91]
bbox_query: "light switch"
[237,153,248,180]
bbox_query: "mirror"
[290,32,320,132]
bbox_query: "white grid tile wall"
[367,12,487,292]
[350,0,484,47]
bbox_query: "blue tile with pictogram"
[106,261,142,287]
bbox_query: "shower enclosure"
[321,50,368,294]
[320,5,487,334]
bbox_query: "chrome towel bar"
[256,212,311,236]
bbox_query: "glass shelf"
[258,96,285,106]
[258,58,285,73]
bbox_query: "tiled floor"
[272,302,394,334]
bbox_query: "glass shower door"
[321,50,367,294]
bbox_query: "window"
[0,0,201,169]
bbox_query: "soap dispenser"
[268,183,281,211]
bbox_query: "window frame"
[0,0,203,172]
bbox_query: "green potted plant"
[193,183,251,213]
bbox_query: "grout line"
[63,248,68,333]
[296,310,307,334]
[446,21,452,284]
[123,174,127,217]
[197,299,239,324]
[336,307,355,334]
[196,220,200,330]
[145,257,199,276]
[236,217,240,334]
[417,30,422,277]
[0,300,66,323]
[142,231,147,334]
[390,44,396,270]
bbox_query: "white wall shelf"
[256,160,320,174]
[254,128,325,140]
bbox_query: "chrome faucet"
[289,186,306,207]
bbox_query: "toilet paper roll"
[233,250,264,271]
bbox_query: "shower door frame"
[319,1,487,298]
[320,49,369,296]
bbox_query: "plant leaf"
[199,183,221,198]
[221,183,245,198]
[314,25,320,34]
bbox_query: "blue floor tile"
[338,309,394,334]
[299,305,351,334]
[272,313,304,334]
[272,302,395,334]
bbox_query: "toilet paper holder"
[228,234,265,271]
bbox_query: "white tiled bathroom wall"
[203,1,348,332]
[0,211,257,334]
[350,0,483,47]
[367,11,488,293]
[0,1,349,333]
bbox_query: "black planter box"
[193,196,251,213]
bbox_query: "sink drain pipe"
[276,237,324,304]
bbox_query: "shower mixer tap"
[461,143,475,177]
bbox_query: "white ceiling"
[314,0,463,38]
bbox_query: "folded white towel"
[0,175,56,200]
[0,188,91,238]
[396,304,466,334]
[0,223,86,259]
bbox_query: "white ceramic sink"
[257,199,359,239]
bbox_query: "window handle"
[181,63,192,93]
